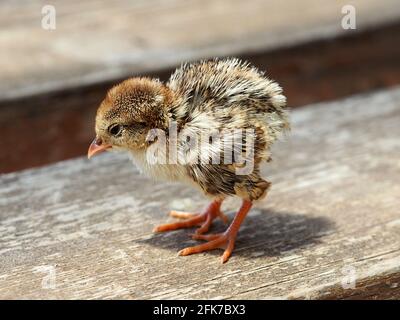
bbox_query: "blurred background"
[1,0,399,173]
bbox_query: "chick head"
[88,78,170,158]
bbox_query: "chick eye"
[109,124,123,136]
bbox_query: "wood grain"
[1,0,400,101]
[1,87,400,299]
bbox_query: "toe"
[178,235,228,257]
[191,233,223,241]
[221,250,231,263]
[221,240,235,263]
[178,248,190,256]
[153,214,205,232]
[169,211,198,219]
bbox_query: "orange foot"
[153,199,228,235]
[179,200,252,263]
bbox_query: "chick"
[88,58,289,263]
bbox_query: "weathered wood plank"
[1,0,400,101]
[1,87,400,299]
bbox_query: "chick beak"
[87,137,111,159]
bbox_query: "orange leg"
[179,200,252,263]
[153,199,228,234]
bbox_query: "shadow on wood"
[135,209,335,260]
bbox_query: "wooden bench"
[1,87,399,299]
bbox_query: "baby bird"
[88,58,289,263]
